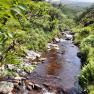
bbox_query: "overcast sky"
[70,0,94,2]
[47,0,94,2]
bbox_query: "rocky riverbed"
[0,31,82,94]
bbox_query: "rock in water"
[0,81,14,94]
[54,38,60,43]
[47,43,59,51]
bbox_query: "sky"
[70,0,94,2]
[46,0,94,2]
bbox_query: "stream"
[0,32,82,94]
[27,32,81,94]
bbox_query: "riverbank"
[0,32,82,94]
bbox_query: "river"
[28,33,81,94]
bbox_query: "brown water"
[28,39,81,93]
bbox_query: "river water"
[28,38,81,93]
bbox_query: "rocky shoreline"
[0,31,82,94]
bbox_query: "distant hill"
[61,1,93,8]
[46,0,93,10]
[77,5,94,26]
[46,0,93,19]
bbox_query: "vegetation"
[0,0,66,66]
[0,0,94,93]
[76,5,94,26]
[73,5,94,93]
[0,0,77,78]
[58,4,83,19]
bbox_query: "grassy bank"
[73,5,94,93]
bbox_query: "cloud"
[70,0,94,2]
[46,0,94,2]
[46,0,60,2]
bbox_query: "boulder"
[26,50,41,61]
[0,81,14,94]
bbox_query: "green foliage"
[4,52,21,64]
[81,35,94,49]
[74,5,94,93]
[77,5,94,26]
[75,23,94,94]
[80,59,94,92]
[78,35,94,92]
[74,27,92,44]
[0,0,65,67]
[0,69,19,77]
[62,18,76,30]
[58,4,85,19]
[88,85,94,94]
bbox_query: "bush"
[74,27,91,44]
[0,0,64,67]
[81,35,94,48]
[79,35,94,93]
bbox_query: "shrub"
[74,27,91,44]
[0,0,64,67]
[79,35,94,93]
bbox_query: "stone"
[54,38,60,43]
[33,84,42,91]
[47,43,59,50]
[26,50,41,62]
[39,58,46,62]
[32,62,39,65]
[14,83,21,91]
[26,85,32,91]
[16,68,21,73]
[63,32,73,40]
[0,65,5,70]
[14,76,25,80]
[5,64,15,70]
[0,81,14,94]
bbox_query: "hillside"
[0,0,94,94]
[77,5,94,26]
[73,4,94,94]
[0,0,76,76]
[57,4,84,19]
[49,1,92,19]
[62,1,92,8]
